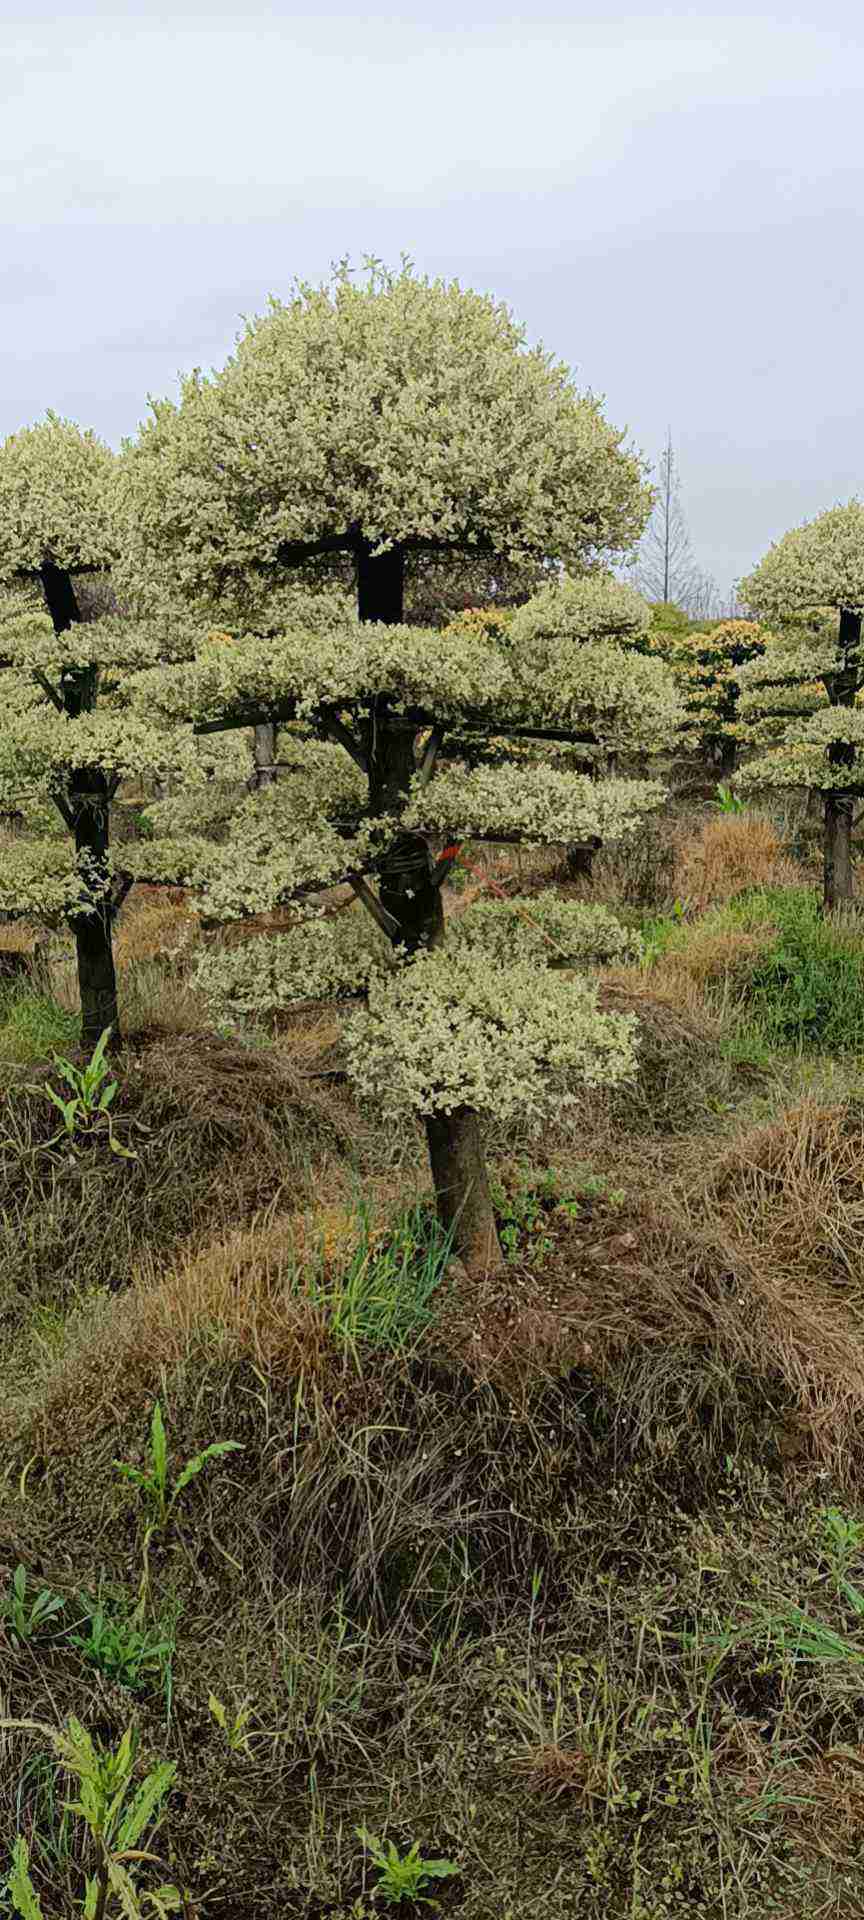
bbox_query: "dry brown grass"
[431,1094,864,1480]
[654,925,774,988]
[114,885,200,967]
[11,1213,339,1456]
[0,1030,358,1330]
[512,1743,600,1801]
[673,814,798,912]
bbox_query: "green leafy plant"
[113,1400,243,1536]
[310,1200,453,1351]
[2,1714,189,1918]
[207,1692,253,1755]
[356,1829,459,1907]
[70,1594,175,1695]
[821,1506,864,1617]
[714,784,747,814]
[727,886,864,1052]
[113,1401,243,1624]
[26,1027,136,1158]
[491,1164,623,1266]
[639,899,686,968]
[1,1565,65,1648]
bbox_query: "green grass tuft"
[0,989,78,1064]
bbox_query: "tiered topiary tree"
[114,262,684,1269]
[0,416,232,1047]
[737,502,864,908]
[128,601,680,1272]
[639,618,770,777]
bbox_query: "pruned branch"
[430,847,462,891]
[50,789,75,830]
[273,528,358,568]
[33,669,65,714]
[320,708,369,774]
[347,873,400,940]
[111,872,136,914]
[416,727,444,789]
[194,702,598,747]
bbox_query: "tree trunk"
[38,563,122,1050]
[565,836,601,880]
[356,538,487,1241]
[250,721,277,789]
[357,538,405,625]
[822,607,861,912]
[425,1105,503,1276]
[717,737,737,779]
[824,791,854,912]
[356,539,445,952]
[70,771,121,1053]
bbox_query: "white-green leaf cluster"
[0,414,116,578]
[115,262,651,608]
[193,907,392,1013]
[448,894,641,967]
[740,501,864,619]
[406,762,666,845]
[503,573,681,746]
[344,946,638,1125]
[191,891,637,1020]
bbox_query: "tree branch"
[430,846,462,890]
[320,709,369,774]
[111,871,136,914]
[273,529,359,568]
[194,702,598,747]
[416,727,444,789]
[50,789,75,829]
[33,669,65,713]
[347,873,400,940]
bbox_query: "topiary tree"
[127,582,680,1273]
[738,503,864,909]
[0,417,235,1047]
[639,617,770,776]
[114,261,681,1268]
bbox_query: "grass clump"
[727,887,864,1053]
[0,988,78,1065]
[306,1198,454,1353]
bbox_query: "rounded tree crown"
[115,261,651,605]
[0,413,116,581]
[740,501,864,622]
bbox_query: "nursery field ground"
[3,797,864,1917]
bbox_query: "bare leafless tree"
[627,430,726,618]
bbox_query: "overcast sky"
[3,1,861,601]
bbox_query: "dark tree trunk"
[250,721,277,789]
[717,737,737,778]
[355,534,498,1265]
[356,538,405,625]
[824,792,854,911]
[38,561,82,634]
[822,608,861,912]
[357,536,444,952]
[425,1105,504,1275]
[367,720,445,953]
[566,836,601,880]
[38,560,122,1050]
[69,771,121,1053]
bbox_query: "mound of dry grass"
[674,814,798,912]
[4,1084,864,1914]
[0,1031,356,1329]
